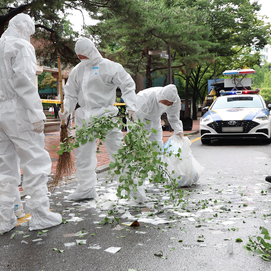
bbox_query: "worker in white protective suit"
[59,37,137,201]
[135,84,184,148]
[0,13,62,234]
[131,85,183,202]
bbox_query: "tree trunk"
[184,74,190,118]
[192,99,198,120]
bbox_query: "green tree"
[252,63,271,89]
[90,0,212,88]
[259,88,271,102]
[261,73,271,88]
[38,72,57,90]
[174,0,271,119]
[260,70,271,102]
[0,0,131,67]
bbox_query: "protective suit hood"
[2,13,35,42]
[156,84,178,103]
[75,37,103,66]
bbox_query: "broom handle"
[57,56,65,126]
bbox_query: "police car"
[200,69,271,144]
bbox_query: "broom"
[51,56,74,187]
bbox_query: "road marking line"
[191,137,201,143]
[16,214,31,226]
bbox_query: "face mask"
[159,103,168,111]
[80,59,91,66]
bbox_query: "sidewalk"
[44,118,200,177]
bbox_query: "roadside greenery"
[56,113,184,204]
[244,227,271,261]
[38,72,57,90]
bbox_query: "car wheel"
[201,138,211,145]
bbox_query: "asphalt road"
[1,133,271,271]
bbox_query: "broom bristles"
[50,124,74,189]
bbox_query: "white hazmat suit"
[129,85,183,203]
[0,14,62,234]
[60,37,137,201]
[135,84,183,149]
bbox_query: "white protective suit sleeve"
[111,63,137,112]
[7,42,45,123]
[166,97,183,134]
[63,67,80,116]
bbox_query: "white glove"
[33,120,44,133]
[59,110,68,121]
[177,132,184,138]
[128,110,135,122]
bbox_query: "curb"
[184,130,200,136]
[95,164,110,174]
[163,129,199,137]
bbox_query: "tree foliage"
[173,0,271,118]
[38,72,57,90]
[0,0,131,67]
[86,0,271,119]
[57,113,184,204]
[89,0,212,87]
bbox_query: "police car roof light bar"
[220,89,260,96]
[223,69,255,76]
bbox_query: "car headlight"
[201,116,212,123]
[255,115,269,120]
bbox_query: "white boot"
[0,176,18,234]
[67,187,97,201]
[29,210,62,231]
[27,195,62,231]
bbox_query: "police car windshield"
[211,96,263,109]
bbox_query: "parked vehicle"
[200,69,271,144]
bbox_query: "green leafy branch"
[244,227,271,261]
[56,113,183,204]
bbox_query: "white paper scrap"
[88,244,101,250]
[67,217,84,222]
[104,247,122,254]
[32,238,43,242]
[64,242,76,247]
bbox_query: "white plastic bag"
[163,135,204,187]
